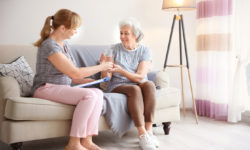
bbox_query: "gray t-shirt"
[32,38,76,95]
[106,43,152,92]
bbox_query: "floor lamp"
[162,0,198,124]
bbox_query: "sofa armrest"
[0,76,21,126]
[0,76,20,100]
[155,71,170,88]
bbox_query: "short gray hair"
[119,17,144,42]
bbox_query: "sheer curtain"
[228,0,250,122]
[195,0,234,120]
[196,0,250,122]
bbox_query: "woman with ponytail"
[33,9,112,150]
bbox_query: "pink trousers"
[34,83,103,138]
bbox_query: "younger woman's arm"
[48,52,113,79]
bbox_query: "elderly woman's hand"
[110,64,123,73]
[100,61,114,71]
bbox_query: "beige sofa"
[0,45,181,150]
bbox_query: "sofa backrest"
[0,44,108,73]
[0,44,156,81]
[70,45,108,79]
[0,45,37,73]
[70,45,108,67]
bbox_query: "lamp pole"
[163,14,199,124]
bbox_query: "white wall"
[0,0,197,108]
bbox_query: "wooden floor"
[1,111,250,150]
[156,112,250,150]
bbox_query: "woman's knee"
[80,89,98,100]
[87,89,103,106]
[94,89,104,105]
[91,88,103,97]
[126,85,142,96]
[141,81,156,90]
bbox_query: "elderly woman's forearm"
[120,70,145,83]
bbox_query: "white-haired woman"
[100,18,158,150]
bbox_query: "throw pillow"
[155,70,170,88]
[0,56,34,96]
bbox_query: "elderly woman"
[100,18,158,150]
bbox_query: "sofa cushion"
[3,87,180,121]
[156,87,181,109]
[4,97,74,121]
[155,70,170,88]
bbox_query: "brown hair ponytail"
[34,9,82,47]
[34,16,53,47]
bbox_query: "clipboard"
[73,77,110,88]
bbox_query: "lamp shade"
[162,0,196,11]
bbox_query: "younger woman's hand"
[100,61,114,71]
[110,64,123,73]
